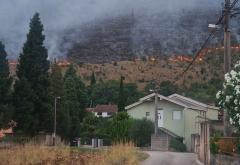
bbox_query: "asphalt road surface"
[141,151,202,165]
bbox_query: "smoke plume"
[0,0,222,59]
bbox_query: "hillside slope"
[64,7,240,64]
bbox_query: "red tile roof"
[87,105,118,113]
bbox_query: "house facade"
[126,93,219,151]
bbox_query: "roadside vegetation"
[0,142,145,165]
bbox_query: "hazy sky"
[0,0,222,59]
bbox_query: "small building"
[87,104,117,118]
[0,127,13,139]
[125,93,219,151]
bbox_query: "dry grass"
[93,142,140,165]
[0,142,143,165]
[0,145,70,165]
[76,59,222,90]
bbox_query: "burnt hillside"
[64,8,240,64]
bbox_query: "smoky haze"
[0,0,222,59]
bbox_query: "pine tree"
[14,13,52,135]
[0,41,13,128]
[118,76,126,112]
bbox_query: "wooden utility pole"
[223,0,231,136]
[53,96,60,146]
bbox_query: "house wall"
[184,109,204,151]
[206,108,218,120]
[94,112,111,118]
[127,99,185,137]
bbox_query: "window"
[97,112,102,116]
[146,112,150,117]
[173,111,181,120]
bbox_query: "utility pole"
[154,92,158,135]
[53,96,60,146]
[223,0,231,136]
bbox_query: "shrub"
[128,119,154,147]
[113,61,118,66]
[210,133,221,155]
[110,112,132,142]
[236,141,240,154]
[169,138,186,152]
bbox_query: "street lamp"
[53,96,61,146]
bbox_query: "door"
[158,110,164,127]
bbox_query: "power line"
[177,15,224,77]
[178,0,239,78]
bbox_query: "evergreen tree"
[0,41,13,128]
[14,13,52,135]
[118,76,126,112]
[50,63,64,98]
[63,65,87,140]
[88,71,96,107]
[50,63,69,138]
[90,72,96,87]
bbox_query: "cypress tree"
[0,41,13,128]
[118,76,126,112]
[90,72,96,87]
[88,71,96,107]
[14,13,52,135]
[63,65,87,140]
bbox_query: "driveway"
[140,151,202,165]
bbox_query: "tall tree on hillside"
[88,71,96,107]
[90,72,96,87]
[118,76,126,112]
[14,13,52,135]
[0,42,13,128]
[63,65,87,139]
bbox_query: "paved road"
[141,151,201,165]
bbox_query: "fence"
[216,137,240,154]
[0,133,63,148]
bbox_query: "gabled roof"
[87,105,118,113]
[168,94,219,111]
[125,93,188,110]
[125,93,218,111]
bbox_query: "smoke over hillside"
[0,0,223,59]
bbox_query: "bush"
[128,119,154,147]
[110,112,132,142]
[210,133,221,155]
[169,138,186,152]
[236,142,240,154]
